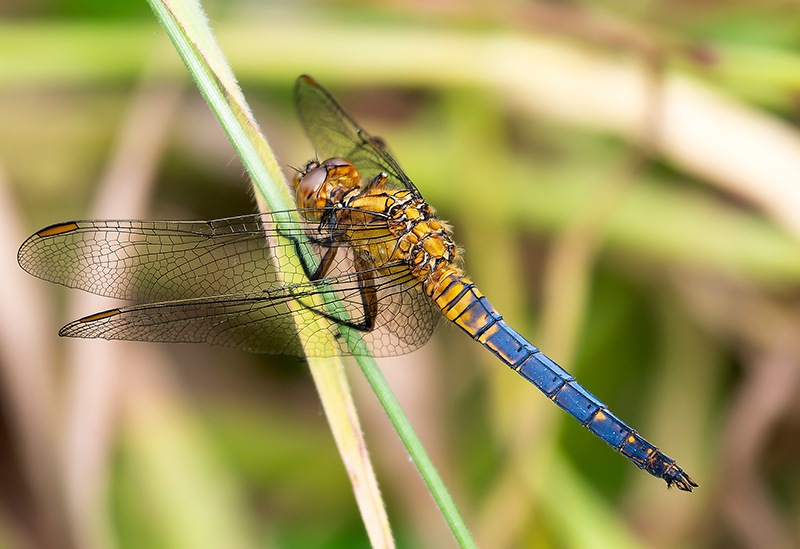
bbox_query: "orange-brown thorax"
[293,159,464,294]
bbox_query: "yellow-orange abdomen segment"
[425,268,495,336]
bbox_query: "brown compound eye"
[294,163,329,209]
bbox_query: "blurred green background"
[2,1,800,548]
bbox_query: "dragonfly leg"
[363,172,388,192]
[309,245,338,281]
[289,253,380,333]
[352,253,377,331]
[276,223,343,281]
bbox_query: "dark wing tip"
[58,308,122,338]
[18,221,79,277]
[35,221,80,238]
[295,74,320,97]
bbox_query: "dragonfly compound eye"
[294,163,330,209]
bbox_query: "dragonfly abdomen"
[425,268,697,492]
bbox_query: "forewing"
[295,75,419,194]
[17,214,349,302]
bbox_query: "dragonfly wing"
[366,264,442,355]
[251,251,442,356]
[60,263,441,357]
[17,214,359,302]
[295,75,420,194]
[61,292,312,356]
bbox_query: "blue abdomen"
[430,271,697,491]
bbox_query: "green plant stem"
[355,353,477,549]
[147,0,289,208]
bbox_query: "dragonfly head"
[294,158,362,216]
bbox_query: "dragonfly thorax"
[385,196,461,283]
[295,155,462,288]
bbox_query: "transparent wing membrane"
[18,212,440,357]
[295,75,419,194]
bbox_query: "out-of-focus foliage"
[1,1,799,548]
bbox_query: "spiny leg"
[290,258,386,334]
[352,253,378,331]
[310,244,339,281]
[276,223,342,282]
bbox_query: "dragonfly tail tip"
[667,471,698,492]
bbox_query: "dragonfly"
[18,75,696,491]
